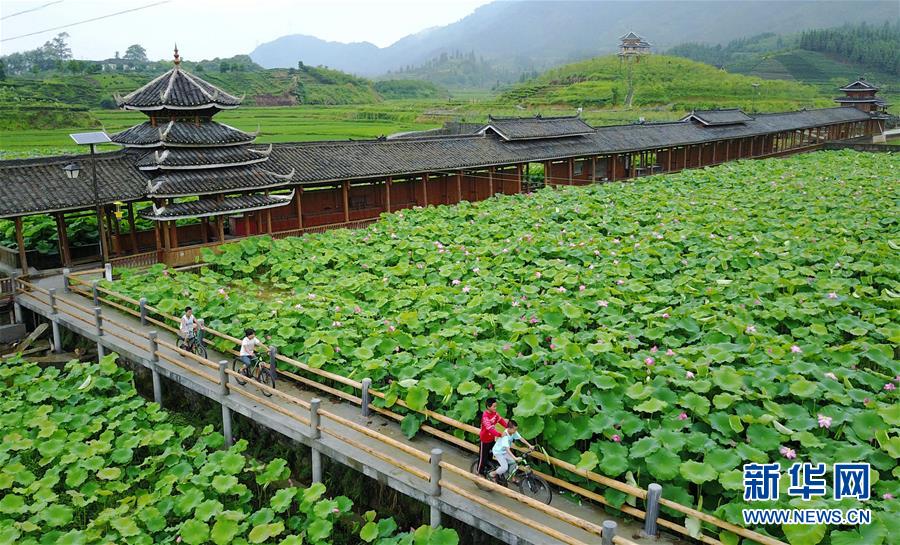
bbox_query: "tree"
[123,44,148,63]
[43,32,71,61]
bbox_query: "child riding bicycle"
[239,328,263,370]
[179,306,199,350]
[488,419,535,483]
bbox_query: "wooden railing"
[109,251,158,269]
[0,277,14,301]
[0,245,18,270]
[52,274,786,545]
[13,276,644,545]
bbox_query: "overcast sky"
[0,0,493,60]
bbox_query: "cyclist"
[488,419,535,483]
[239,328,263,371]
[478,397,508,476]
[179,306,199,350]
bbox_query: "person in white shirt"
[179,307,198,349]
[239,328,263,370]
[488,420,535,482]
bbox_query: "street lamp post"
[66,131,112,267]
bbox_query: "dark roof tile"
[481,116,595,140]
[117,66,241,111]
[111,120,256,148]
[141,192,294,220]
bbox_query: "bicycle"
[470,447,552,504]
[231,355,275,397]
[182,326,208,359]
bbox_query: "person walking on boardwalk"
[478,397,507,476]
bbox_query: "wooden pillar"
[169,221,178,249]
[712,142,717,164]
[422,173,429,205]
[544,161,550,186]
[265,192,273,234]
[487,168,494,196]
[590,157,596,183]
[255,210,263,234]
[55,212,72,267]
[385,177,392,212]
[126,202,139,253]
[516,164,523,193]
[342,181,350,223]
[568,158,574,185]
[161,218,170,250]
[153,221,162,255]
[293,189,303,229]
[456,171,463,202]
[244,214,251,237]
[14,217,28,273]
[683,146,688,168]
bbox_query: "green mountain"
[499,55,831,112]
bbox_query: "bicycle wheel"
[470,458,494,491]
[257,367,274,397]
[518,474,552,504]
[191,340,208,360]
[231,359,247,385]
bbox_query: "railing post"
[93,306,105,357]
[139,297,148,326]
[601,520,617,545]
[11,273,22,323]
[219,360,233,447]
[429,448,442,528]
[62,268,71,293]
[268,345,278,383]
[361,377,372,418]
[642,483,662,538]
[48,288,62,353]
[104,263,112,282]
[148,331,162,406]
[310,398,322,484]
[91,280,100,306]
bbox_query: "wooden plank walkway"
[16,273,687,545]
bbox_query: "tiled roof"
[0,106,872,218]
[389,122,484,140]
[840,78,879,92]
[480,116,595,140]
[147,164,296,197]
[111,120,256,148]
[682,109,753,126]
[265,107,871,184]
[141,192,295,220]
[135,146,272,170]
[620,32,642,40]
[0,150,149,217]
[117,66,242,111]
[834,97,887,105]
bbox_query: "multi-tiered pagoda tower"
[111,48,294,250]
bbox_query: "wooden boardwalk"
[13,271,784,545]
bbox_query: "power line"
[1,0,64,21]
[1,1,170,42]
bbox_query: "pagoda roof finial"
[173,44,181,66]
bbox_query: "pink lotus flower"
[594,250,600,256]
[451,279,461,285]
[825,372,837,380]
[163,270,170,276]
[650,346,658,353]
[827,292,838,299]
[666,349,675,356]
[535,271,542,278]
[502,343,511,351]
[512,300,520,307]
[529,316,539,324]
[883,493,894,500]
[334,346,341,353]
[354,306,362,313]
[294,303,303,309]
[462,286,471,293]
[176,537,182,544]
[612,238,620,244]
[779,446,797,459]
[308,293,316,300]
[745,325,756,334]
[557,286,566,293]
[550,344,556,350]
[589,264,595,270]
[661,313,670,319]
[678,412,688,421]
[645,357,655,366]
[885,383,897,391]
[791,345,802,354]
[388,325,396,332]
[754,299,762,305]
[579,285,586,291]
[598,300,609,307]
[472,267,480,273]
[613,259,620,265]
[685,371,695,379]
[334,306,341,312]
[611,434,621,442]
[332,321,342,327]
[616,279,625,285]
[817,414,832,429]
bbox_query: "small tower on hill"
[618,32,652,60]
[835,77,888,115]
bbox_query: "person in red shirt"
[477,397,508,476]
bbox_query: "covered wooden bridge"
[0,59,885,271]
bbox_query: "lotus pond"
[0,355,458,545]
[111,150,899,544]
